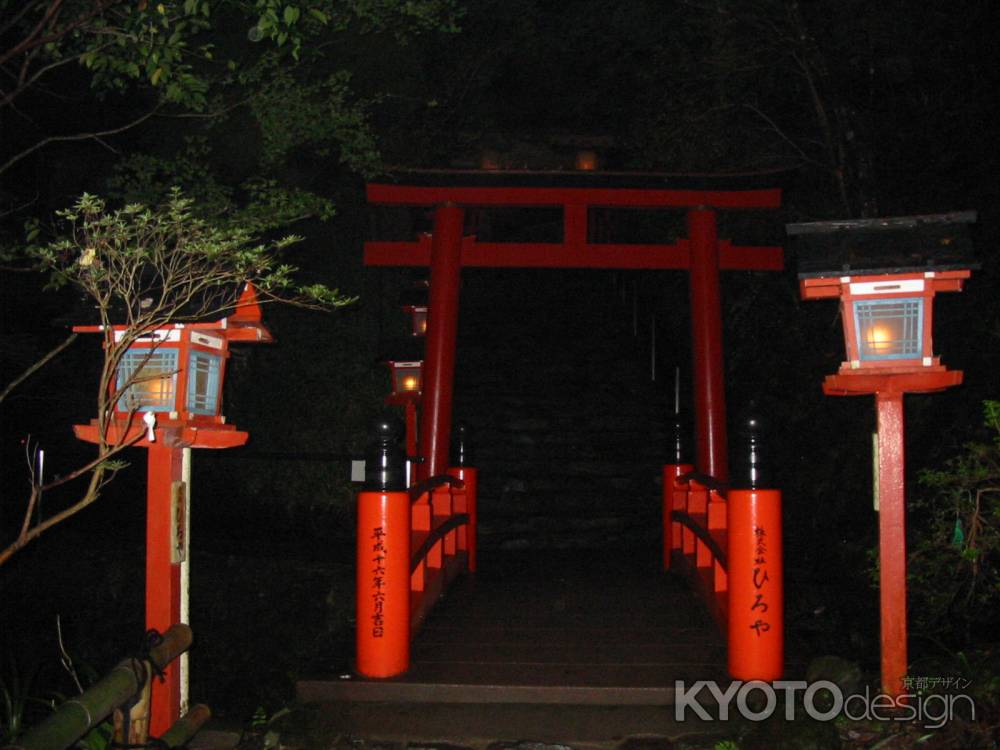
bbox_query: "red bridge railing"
[663,463,784,680]
[355,465,478,678]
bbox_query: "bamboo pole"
[5,625,192,750]
[159,704,212,748]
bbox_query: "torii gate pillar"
[419,203,465,480]
[688,208,728,482]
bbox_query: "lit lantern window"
[854,298,923,361]
[386,360,423,402]
[116,348,178,412]
[402,305,428,337]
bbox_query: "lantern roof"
[789,212,979,279]
[72,283,273,343]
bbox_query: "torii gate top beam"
[364,179,783,271]
[367,183,781,209]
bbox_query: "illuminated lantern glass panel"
[411,307,428,337]
[390,361,422,396]
[186,351,223,414]
[853,297,923,361]
[116,349,178,412]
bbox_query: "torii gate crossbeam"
[364,179,783,484]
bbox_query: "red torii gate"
[364,177,783,483]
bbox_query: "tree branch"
[0,332,78,405]
[0,104,161,176]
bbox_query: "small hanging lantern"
[575,149,599,171]
[793,212,976,378]
[402,305,428,337]
[385,360,423,403]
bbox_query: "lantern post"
[792,212,977,700]
[73,284,272,736]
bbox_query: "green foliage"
[75,720,113,750]
[0,657,42,744]
[248,64,380,174]
[1,0,461,194]
[892,400,1000,644]
[28,189,355,321]
[0,654,112,749]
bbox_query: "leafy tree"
[1,0,461,225]
[902,400,1000,646]
[0,189,354,567]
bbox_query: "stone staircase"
[452,269,670,555]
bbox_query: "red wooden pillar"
[420,203,464,480]
[876,391,908,699]
[146,444,184,737]
[728,488,784,680]
[687,208,728,482]
[356,489,411,677]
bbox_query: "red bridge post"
[356,417,410,678]
[662,463,693,571]
[727,486,783,680]
[727,417,783,680]
[356,489,410,677]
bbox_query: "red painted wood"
[876,392,907,699]
[356,491,411,678]
[73,422,248,449]
[662,464,694,571]
[367,183,782,209]
[727,489,783,681]
[449,467,478,572]
[364,240,782,270]
[688,208,728,482]
[146,445,183,737]
[420,205,465,481]
[822,370,962,396]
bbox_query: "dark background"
[2,0,998,723]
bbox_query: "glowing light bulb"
[866,324,894,353]
[402,376,419,391]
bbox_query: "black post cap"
[364,413,407,491]
[742,415,766,490]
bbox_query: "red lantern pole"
[146,443,184,736]
[688,208,728,482]
[876,390,908,698]
[420,203,464,480]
